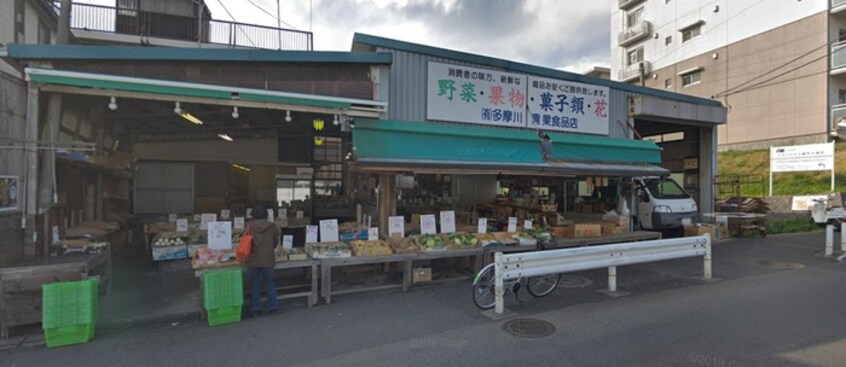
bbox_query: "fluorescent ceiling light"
[218,133,234,142]
[179,112,203,125]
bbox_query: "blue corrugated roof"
[352,33,723,107]
[5,44,393,64]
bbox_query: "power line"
[723,51,830,98]
[215,0,257,47]
[714,42,830,98]
[244,0,298,30]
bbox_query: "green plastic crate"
[44,323,94,348]
[203,269,243,310]
[42,279,99,329]
[207,305,242,327]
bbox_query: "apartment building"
[611,0,844,151]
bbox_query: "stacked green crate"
[42,278,99,348]
[203,269,243,326]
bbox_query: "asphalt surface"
[4,232,845,367]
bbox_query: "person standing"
[245,203,279,317]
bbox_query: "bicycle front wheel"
[526,274,560,298]
[472,265,497,310]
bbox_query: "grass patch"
[766,218,823,235]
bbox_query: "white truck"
[634,177,700,230]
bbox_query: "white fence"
[493,235,712,314]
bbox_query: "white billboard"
[527,76,610,135]
[770,143,834,173]
[426,62,527,128]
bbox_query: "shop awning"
[352,119,667,177]
[24,68,387,118]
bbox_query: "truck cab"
[635,177,699,230]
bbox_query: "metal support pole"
[825,224,834,257]
[608,266,617,292]
[768,171,773,197]
[494,252,504,314]
[841,222,846,253]
[704,234,712,280]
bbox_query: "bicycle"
[471,261,560,310]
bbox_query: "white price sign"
[507,217,518,233]
[305,225,318,243]
[319,219,339,243]
[524,220,533,230]
[220,209,230,220]
[527,76,610,136]
[168,214,177,223]
[176,219,188,233]
[282,235,293,251]
[420,214,437,235]
[439,210,456,234]
[388,216,405,237]
[233,216,245,229]
[193,214,201,222]
[200,213,217,230]
[207,221,232,250]
[52,225,60,244]
[477,218,488,234]
[368,227,379,241]
[267,209,274,221]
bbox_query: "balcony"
[65,3,313,50]
[832,0,846,14]
[618,61,652,82]
[618,21,652,47]
[832,104,846,135]
[618,0,646,10]
[832,41,846,74]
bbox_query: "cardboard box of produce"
[602,215,630,227]
[600,222,623,236]
[413,267,432,283]
[574,224,602,238]
[551,223,574,238]
[684,223,716,238]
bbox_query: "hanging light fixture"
[174,102,182,114]
[108,97,118,111]
[179,112,203,125]
[332,114,339,126]
[285,110,292,122]
[232,106,239,119]
[218,133,234,142]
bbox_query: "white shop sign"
[319,219,339,243]
[507,217,518,233]
[420,214,437,235]
[305,225,318,243]
[282,235,293,251]
[176,219,189,233]
[477,218,488,234]
[388,216,405,237]
[368,227,379,241]
[527,76,610,135]
[769,142,836,195]
[439,210,456,234]
[426,62,527,128]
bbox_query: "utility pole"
[277,0,282,50]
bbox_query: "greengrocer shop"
[0,34,725,332]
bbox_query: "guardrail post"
[826,224,834,257]
[704,234,712,280]
[494,252,504,314]
[608,266,617,292]
[841,222,846,253]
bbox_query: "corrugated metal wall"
[380,47,652,140]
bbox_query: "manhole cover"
[760,260,805,270]
[557,275,594,288]
[502,318,556,338]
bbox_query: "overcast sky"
[74,0,611,73]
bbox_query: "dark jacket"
[245,219,279,268]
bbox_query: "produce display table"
[552,231,661,248]
[403,247,485,290]
[319,253,417,304]
[194,260,320,309]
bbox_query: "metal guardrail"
[65,2,313,50]
[492,235,712,313]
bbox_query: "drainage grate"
[502,318,556,339]
[557,275,594,289]
[760,260,805,270]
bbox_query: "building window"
[38,21,51,44]
[118,0,139,16]
[626,7,644,28]
[14,0,25,43]
[627,47,644,66]
[682,71,702,87]
[682,24,702,43]
[665,78,673,88]
[665,36,672,45]
[838,90,846,105]
[644,131,685,143]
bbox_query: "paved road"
[5,232,845,367]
